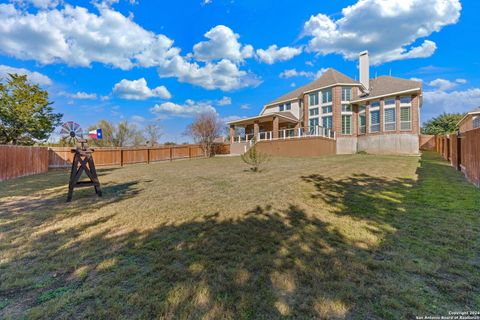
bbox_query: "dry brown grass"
[0,152,479,319]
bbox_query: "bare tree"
[185,112,223,157]
[145,123,162,146]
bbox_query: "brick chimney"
[359,51,369,90]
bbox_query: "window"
[342,87,351,101]
[322,89,332,104]
[309,118,319,127]
[342,115,352,135]
[473,116,480,129]
[322,105,332,114]
[322,116,332,129]
[359,112,366,134]
[370,109,380,133]
[342,104,352,112]
[400,106,411,130]
[370,101,380,108]
[384,107,396,131]
[309,93,319,106]
[309,108,319,116]
[400,96,412,105]
[384,98,395,107]
[278,102,291,111]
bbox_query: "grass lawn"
[0,151,479,319]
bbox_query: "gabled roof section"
[265,68,360,107]
[352,76,422,102]
[227,111,298,125]
[458,106,480,126]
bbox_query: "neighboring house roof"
[351,76,422,102]
[457,106,480,126]
[227,111,298,125]
[265,68,360,107]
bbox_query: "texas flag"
[88,129,103,140]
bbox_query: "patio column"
[273,116,279,139]
[253,121,259,140]
[229,125,235,144]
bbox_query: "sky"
[0,0,478,143]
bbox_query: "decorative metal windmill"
[59,121,102,202]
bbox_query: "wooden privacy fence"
[435,128,480,187]
[419,135,436,151]
[0,145,49,181]
[1,144,230,181]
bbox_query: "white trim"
[227,113,298,125]
[457,110,480,127]
[351,88,421,103]
[303,83,361,95]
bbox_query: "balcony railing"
[232,126,335,143]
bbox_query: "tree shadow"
[1,152,478,319]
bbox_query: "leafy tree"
[422,113,464,135]
[0,74,62,145]
[185,112,223,157]
[241,141,270,172]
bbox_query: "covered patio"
[228,111,335,144]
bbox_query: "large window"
[384,107,396,131]
[342,115,352,135]
[370,109,380,133]
[342,104,352,112]
[309,108,319,116]
[322,105,332,114]
[342,87,351,101]
[309,118,319,127]
[322,89,332,104]
[400,106,411,130]
[309,93,319,106]
[322,116,332,129]
[400,96,412,105]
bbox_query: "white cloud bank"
[256,45,302,65]
[302,0,461,65]
[112,78,171,100]
[279,68,328,80]
[0,64,52,86]
[59,91,97,99]
[0,4,260,91]
[150,99,217,118]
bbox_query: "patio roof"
[227,111,298,126]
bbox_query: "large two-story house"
[228,51,422,155]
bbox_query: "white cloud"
[279,67,328,80]
[410,77,423,82]
[59,91,97,99]
[256,45,302,64]
[112,78,171,100]
[11,0,61,9]
[423,87,480,120]
[428,78,457,91]
[302,0,461,65]
[0,4,259,91]
[456,78,467,84]
[0,64,52,86]
[193,25,253,63]
[157,57,260,91]
[240,104,250,110]
[216,96,232,106]
[150,99,217,118]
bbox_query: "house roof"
[351,76,422,102]
[457,106,480,126]
[227,111,298,125]
[265,68,360,106]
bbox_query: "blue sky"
[0,0,478,142]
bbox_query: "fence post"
[169,147,173,161]
[120,149,124,167]
[188,146,192,159]
[146,148,150,164]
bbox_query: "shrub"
[241,143,270,172]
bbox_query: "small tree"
[422,113,464,135]
[241,142,270,172]
[0,74,62,145]
[186,112,223,157]
[145,123,162,146]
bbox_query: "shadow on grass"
[0,152,479,319]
